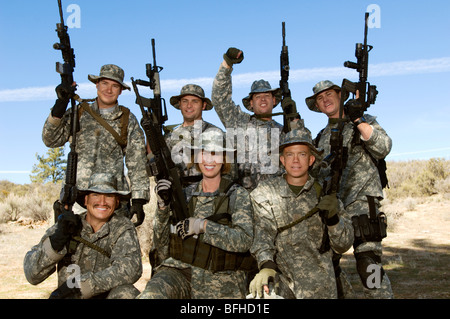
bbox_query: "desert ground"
[0,194,448,299]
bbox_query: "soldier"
[211,47,308,191]
[138,128,254,299]
[305,80,393,298]
[42,64,149,223]
[249,129,353,299]
[23,173,143,299]
[154,84,220,187]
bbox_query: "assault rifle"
[279,21,301,133]
[131,39,189,224]
[341,12,378,112]
[53,0,79,220]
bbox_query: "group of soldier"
[23,46,393,299]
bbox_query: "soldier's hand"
[249,268,277,298]
[49,207,81,252]
[130,198,146,227]
[155,179,172,208]
[344,99,365,123]
[175,217,206,240]
[52,83,75,118]
[317,193,340,226]
[223,47,244,67]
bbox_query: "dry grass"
[340,193,450,299]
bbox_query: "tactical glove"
[49,281,81,299]
[155,179,172,208]
[249,268,278,298]
[130,198,146,227]
[51,84,73,118]
[317,193,340,226]
[175,217,206,240]
[223,47,244,67]
[344,99,365,123]
[49,207,82,252]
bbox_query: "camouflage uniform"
[42,65,150,205]
[250,130,354,299]
[307,80,394,298]
[211,64,286,191]
[138,179,253,299]
[24,210,142,299]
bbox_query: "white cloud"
[1,57,450,103]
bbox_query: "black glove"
[155,179,172,208]
[49,281,81,299]
[317,193,340,226]
[130,198,146,227]
[223,47,244,67]
[344,99,365,123]
[51,84,73,118]
[49,207,82,252]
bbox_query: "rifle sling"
[79,102,129,149]
[72,235,111,258]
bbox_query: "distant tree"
[30,147,67,184]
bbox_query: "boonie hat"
[76,173,131,208]
[305,80,349,112]
[170,84,213,111]
[242,80,282,111]
[88,64,131,91]
[279,129,323,158]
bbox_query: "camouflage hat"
[170,84,213,111]
[279,128,323,157]
[76,173,131,208]
[305,80,348,112]
[242,79,282,111]
[190,128,235,153]
[88,64,131,91]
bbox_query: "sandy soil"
[0,195,448,299]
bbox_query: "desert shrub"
[0,182,60,223]
[0,193,22,222]
[385,158,449,200]
[20,189,54,221]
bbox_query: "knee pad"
[355,251,385,290]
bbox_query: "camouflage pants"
[344,199,394,299]
[105,284,140,299]
[137,266,191,299]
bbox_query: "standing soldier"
[157,84,220,187]
[138,128,254,299]
[24,173,143,299]
[211,47,308,191]
[42,64,150,223]
[249,129,353,298]
[305,80,393,298]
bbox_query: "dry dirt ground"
[0,195,448,299]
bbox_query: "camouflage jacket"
[250,175,353,299]
[211,64,285,191]
[23,212,142,299]
[164,119,220,186]
[152,177,253,298]
[42,100,150,201]
[314,114,392,207]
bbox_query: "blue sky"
[1,0,449,184]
